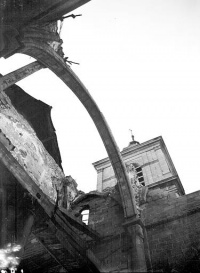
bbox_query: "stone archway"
[18,38,137,219]
[0,2,149,270]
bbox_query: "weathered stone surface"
[141,188,200,272]
[71,187,129,272]
[0,90,70,205]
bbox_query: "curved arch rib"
[19,40,137,219]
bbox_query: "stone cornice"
[121,136,163,156]
[93,136,163,170]
[93,136,185,195]
[148,176,185,195]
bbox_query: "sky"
[1,0,200,194]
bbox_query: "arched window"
[80,205,90,225]
[81,209,89,225]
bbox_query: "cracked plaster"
[0,90,66,204]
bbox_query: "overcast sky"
[1,0,200,194]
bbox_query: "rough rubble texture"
[0,90,65,203]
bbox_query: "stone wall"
[0,90,78,208]
[72,187,133,272]
[142,187,200,272]
[72,184,200,272]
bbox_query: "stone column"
[96,169,103,192]
[124,220,147,272]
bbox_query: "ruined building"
[0,0,200,273]
[2,83,200,272]
[73,135,200,272]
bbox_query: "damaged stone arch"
[17,39,138,220]
[73,204,90,225]
[73,193,107,223]
[0,1,150,270]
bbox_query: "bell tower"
[93,136,185,196]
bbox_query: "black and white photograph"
[0,0,200,272]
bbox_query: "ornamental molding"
[126,162,148,216]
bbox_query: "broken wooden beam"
[0,61,44,91]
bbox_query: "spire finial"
[128,129,140,146]
[129,129,134,141]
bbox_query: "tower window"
[127,163,145,186]
[135,166,145,186]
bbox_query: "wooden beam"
[19,215,34,259]
[0,141,55,217]
[0,139,99,239]
[0,141,100,271]
[34,233,70,273]
[0,139,99,234]
[58,207,100,240]
[0,61,44,91]
[0,182,7,246]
